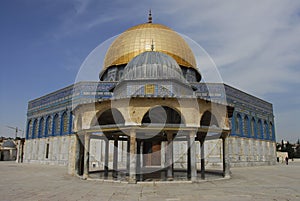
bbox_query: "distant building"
[24,15,276,182]
[0,140,17,161]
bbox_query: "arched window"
[269,122,274,140]
[200,111,218,127]
[32,119,38,139]
[61,112,68,134]
[142,106,183,125]
[243,115,249,137]
[235,113,242,134]
[118,70,123,80]
[69,112,73,134]
[27,120,32,139]
[263,121,268,139]
[251,118,255,138]
[38,118,45,138]
[45,116,51,137]
[53,114,59,135]
[93,108,125,126]
[257,119,262,139]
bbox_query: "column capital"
[189,129,197,138]
[166,131,174,141]
[113,135,119,140]
[129,129,136,136]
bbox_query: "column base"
[128,178,137,184]
[82,174,88,180]
[223,174,231,179]
[191,176,197,182]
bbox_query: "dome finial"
[148,9,152,23]
[151,39,154,51]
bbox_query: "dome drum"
[100,65,126,81]
[113,51,194,98]
[100,64,201,82]
[113,79,194,99]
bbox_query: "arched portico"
[91,108,125,126]
[200,110,219,127]
[72,97,232,183]
[197,110,231,179]
[142,105,184,125]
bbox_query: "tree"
[276,143,281,151]
[286,141,294,159]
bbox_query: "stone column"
[73,134,80,175]
[222,136,230,178]
[200,139,205,180]
[188,130,197,182]
[136,140,141,181]
[104,138,109,178]
[187,136,191,179]
[140,141,144,181]
[20,140,24,163]
[129,129,137,183]
[15,140,20,163]
[113,136,118,179]
[126,136,130,176]
[83,133,90,179]
[166,132,174,180]
[161,141,166,168]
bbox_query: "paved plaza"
[0,161,299,201]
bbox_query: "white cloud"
[37,0,300,141]
[156,0,300,97]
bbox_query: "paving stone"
[0,160,299,200]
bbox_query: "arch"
[269,122,274,140]
[45,116,52,137]
[264,120,269,140]
[26,120,32,139]
[200,110,219,127]
[250,117,255,138]
[53,114,59,135]
[61,112,68,134]
[69,112,73,134]
[92,108,125,126]
[38,117,45,138]
[142,105,184,125]
[235,113,242,135]
[257,119,262,139]
[32,119,38,139]
[243,115,249,137]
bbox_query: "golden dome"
[103,23,197,70]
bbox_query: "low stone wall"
[23,135,277,174]
[228,136,276,167]
[23,135,76,167]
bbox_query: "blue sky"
[0,0,299,142]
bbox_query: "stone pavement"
[0,160,299,201]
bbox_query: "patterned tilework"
[26,82,275,141]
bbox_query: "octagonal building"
[24,14,276,183]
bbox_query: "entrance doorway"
[143,141,161,166]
